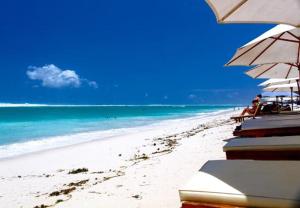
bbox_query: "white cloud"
[26,64,97,89]
[87,81,98,89]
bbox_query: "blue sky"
[0,0,273,104]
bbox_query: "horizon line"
[0,103,243,107]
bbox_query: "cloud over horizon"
[26,64,98,89]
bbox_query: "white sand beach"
[0,110,238,208]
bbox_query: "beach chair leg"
[182,202,245,208]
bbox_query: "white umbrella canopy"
[264,83,298,92]
[227,24,300,66]
[205,0,300,27]
[259,78,299,87]
[262,91,297,98]
[246,63,299,79]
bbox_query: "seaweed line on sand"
[128,118,232,166]
[32,117,232,208]
[33,195,72,208]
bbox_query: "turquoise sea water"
[0,105,234,158]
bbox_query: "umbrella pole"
[276,96,279,113]
[297,79,300,100]
[291,87,294,111]
[298,65,300,95]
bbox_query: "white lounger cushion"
[179,160,300,208]
[254,114,300,121]
[256,114,300,120]
[223,136,300,151]
[241,118,300,130]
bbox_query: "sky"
[0,0,274,105]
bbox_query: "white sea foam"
[0,103,238,107]
[0,108,234,159]
[0,103,49,107]
[0,127,137,159]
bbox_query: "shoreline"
[0,109,238,208]
[0,108,235,160]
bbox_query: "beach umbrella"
[259,78,299,87]
[205,0,300,27]
[227,24,300,94]
[262,91,296,97]
[246,63,300,79]
[226,24,299,66]
[262,91,297,102]
[248,64,300,94]
[264,83,298,92]
[264,83,298,110]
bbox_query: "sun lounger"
[224,136,300,160]
[233,118,300,137]
[230,103,262,123]
[179,160,300,208]
[249,113,300,121]
[231,114,256,123]
[279,110,300,115]
[231,113,300,123]
[231,107,300,123]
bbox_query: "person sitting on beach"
[240,94,262,116]
[254,94,262,103]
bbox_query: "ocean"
[0,105,234,159]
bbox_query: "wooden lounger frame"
[182,202,245,208]
[233,126,300,137]
[231,114,255,123]
[226,150,300,160]
[231,104,262,123]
